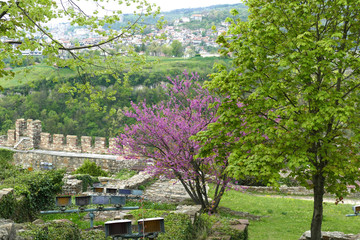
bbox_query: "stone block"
[94,137,106,154]
[52,134,64,151]
[66,135,81,152]
[40,133,51,149]
[81,136,92,153]
[6,130,15,146]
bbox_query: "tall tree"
[171,40,184,57]
[207,1,360,239]
[0,0,162,105]
[115,71,232,212]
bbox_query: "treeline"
[110,3,249,30]
[0,58,223,137]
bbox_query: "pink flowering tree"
[115,71,230,212]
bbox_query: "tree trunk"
[311,172,325,240]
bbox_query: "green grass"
[0,57,230,88]
[39,212,103,229]
[1,64,75,88]
[218,190,360,240]
[113,169,137,180]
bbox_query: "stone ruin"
[0,119,117,154]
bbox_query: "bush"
[0,148,14,166]
[0,169,65,222]
[158,213,194,240]
[0,148,18,180]
[73,160,109,177]
[81,229,109,240]
[75,174,99,192]
[20,222,82,240]
[233,176,268,186]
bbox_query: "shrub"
[158,213,194,240]
[0,148,18,180]
[20,222,82,240]
[0,148,14,166]
[81,229,109,240]
[129,209,196,240]
[233,176,268,186]
[73,160,109,177]
[0,169,65,222]
[75,174,99,192]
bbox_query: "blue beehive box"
[131,190,143,196]
[119,189,132,195]
[92,195,110,205]
[110,195,126,205]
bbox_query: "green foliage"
[113,169,137,180]
[171,40,184,57]
[129,209,194,240]
[205,0,360,238]
[0,148,14,165]
[39,212,104,230]
[0,189,16,220]
[74,174,99,192]
[192,213,215,239]
[0,169,65,222]
[0,57,230,137]
[81,230,109,240]
[158,213,194,240]
[0,0,163,105]
[0,148,18,180]
[73,160,109,177]
[20,222,82,240]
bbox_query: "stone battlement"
[1,119,117,154]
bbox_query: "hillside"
[115,3,249,29]
[0,57,231,137]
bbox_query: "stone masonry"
[8,148,147,173]
[1,119,117,154]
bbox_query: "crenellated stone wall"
[10,149,147,173]
[1,119,118,154]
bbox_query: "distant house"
[191,14,203,21]
[180,17,190,23]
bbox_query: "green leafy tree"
[171,40,184,57]
[205,1,360,239]
[0,0,162,105]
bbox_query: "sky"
[147,0,242,12]
[70,0,242,16]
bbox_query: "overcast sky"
[70,0,242,15]
[147,0,242,12]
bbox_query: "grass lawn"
[0,57,230,89]
[1,65,75,88]
[219,190,360,240]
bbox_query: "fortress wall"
[1,119,120,155]
[12,151,146,173]
[6,130,15,147]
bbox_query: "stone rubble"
[299,231,360,240]
[144,178,193,203]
